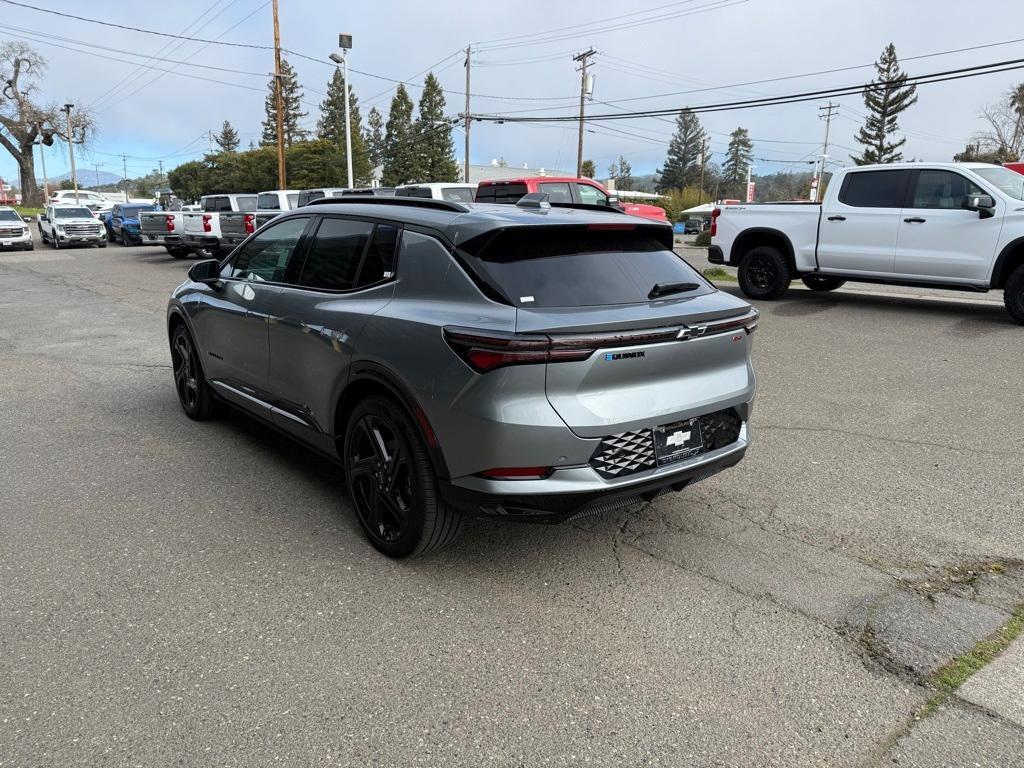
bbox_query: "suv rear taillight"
[202,214,212,233]
[710,207,721,237]
[165,215,175,233]
[244,214,256,234]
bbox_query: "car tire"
[98,240,107,248]
[51,234,60,249]
[24,242,34,251]
[738,245,791,300]
[194,245,218,260]
[170,324,218,421]
[166,246,188,259]
[106,229,115,243]
[801,275,846,292]
[343,395,463,558]
[120,231,130,247]
[1004,264,1024,325]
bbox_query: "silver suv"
[167,197,758,557]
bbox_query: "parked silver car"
[166,196,758,557]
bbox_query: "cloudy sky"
[2,0,1023,186]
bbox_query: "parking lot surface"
[2,243,1022,766]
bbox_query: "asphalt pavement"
[1,241,1022,767]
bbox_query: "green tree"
[167,160,207,202]
[364,107,385,171]
[722,127,753,198]
[260,59,309,148]
[381,85,418,186]
[286,139,346,188]
[317,68,371,184]
[657,109,706,192]
[214,120,240,153]
[608,155,633,190]
[414,73,459,182]
[852,43,918,165]
[581,159,596,178]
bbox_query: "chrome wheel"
[348,414,413,545]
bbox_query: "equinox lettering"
[604,351,646,361]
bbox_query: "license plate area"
[653,418,703,466]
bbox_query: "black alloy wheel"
[343,396,463,558]
[348,412,415,546]
[170,325,216,420]
[1004,264,1024,325]
[737,245,791,300]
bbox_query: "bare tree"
[0,42,95,206]
[970,82,1024,162]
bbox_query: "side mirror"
[606,195,619,206]
[962,194,996,218]
[188,259,221,285]
[22,216,31,223]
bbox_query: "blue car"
[108,203,157,246]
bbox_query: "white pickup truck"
[709,162,1024,324]
[181,193,257,258]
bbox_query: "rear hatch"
[464,224,756,438]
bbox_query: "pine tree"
[657,109,706,192]
[214,120,240,153]
[414,73,459,182]
[581,159,596,178]
[381,85,418,186]
[852,44,918,165]
[609,155,633,190]
[260,59,309,149]
[316,68,371,184]
[722,127,753,198]
[364,107,385,172]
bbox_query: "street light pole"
[62,103,79,204]
[331,34,354,189]
[35,134,49,200]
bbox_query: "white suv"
[0,206,33,251]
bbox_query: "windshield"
[973,166,1024,201]
[0,210,21,222]
[54,207,93,218]
[123,206,155,218]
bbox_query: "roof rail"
[547,201,628,215]
[304,195,469,213]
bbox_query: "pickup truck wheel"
[51,234,60,250]
[801,275,846,292]
[344,395,463,559]
[166,246,188,259]
[194,246,218,259]
[106,229,115,243]
[1004,265,1024,325]
[120,231,131,247]
[738,246,791,300]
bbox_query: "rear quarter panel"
[713,204,821,271]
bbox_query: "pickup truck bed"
[220,211,282,248]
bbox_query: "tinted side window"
[475,186,495,203]
[477,183,528,204]
[298,218,374,291]
[839,170,910,208]
[222,217,309,282]
[910,170,984,209]
[539,182,573,203]
[355,225,400,288]
[395,187,432,199]
[577,183,608,206]
[257,193,280,210]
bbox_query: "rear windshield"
[122,205,155,217]
[258,193,281,209]
[395,186,432,199]
[475,183,528,203]
[465,226,709,307]
[441,187,475,202]
[298,190,325,207]
[237,196,258,211]
[973,166,1024,201]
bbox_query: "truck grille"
[63,223,101,236]
[589,408,743,480]
[0,226,23,237]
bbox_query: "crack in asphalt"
[756,423,1020,458]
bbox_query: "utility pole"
[121,155,129,202]
[158,160,164,189]
[35,134,49,200]
[811,102,839,202]
[62,104,79,204]
[94,162,102,191]
[272,0,286,189]
[464,45,471,183]
[573,48,596,178]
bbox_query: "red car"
[1004,162,1024,175]
[475,176,668,222]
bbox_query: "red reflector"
[413,407,438,447]
[478,466,552,480]
[587,223,637,230]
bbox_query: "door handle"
[903,217,927,223]
[827,215,846,221]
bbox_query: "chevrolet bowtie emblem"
[677,325,708,340]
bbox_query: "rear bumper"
[143,233,181,246]
[708,245,726,264]
[221,234,247,247]
[440,423,749,524]
[182,234,221,248]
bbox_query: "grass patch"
[928,605,1024,694]
[14,206,42,218]
[703,267,736,282]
